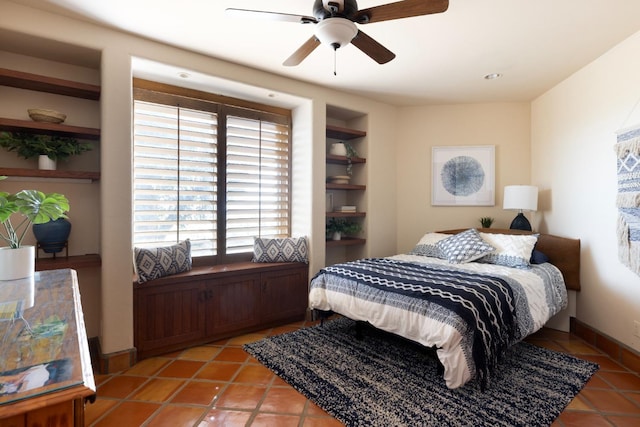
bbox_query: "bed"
[309,228,580,389]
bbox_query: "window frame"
[133,79,292,266]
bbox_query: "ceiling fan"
[226,0,449,67]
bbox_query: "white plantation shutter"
[133,87,291,262]
[133,101,217,256]
[226,116,290,254]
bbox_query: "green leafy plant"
[479,217,495,228]
[326,217,362,237]
[343,141,357,158]
[0,131,92,161]
[343,141,358,176]
[0,176,69,248]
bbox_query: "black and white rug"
[244,317,599,427]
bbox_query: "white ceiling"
[8,0,640,106]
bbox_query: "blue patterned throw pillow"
[134,240,192,284]
[437,229,495,264]
[252,236,309,263]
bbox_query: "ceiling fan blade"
[354,0,449,24]
[283,36,322,66]
[226,8,317,24]
[351,30,396,64]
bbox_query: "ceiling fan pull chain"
[334,48,337,76]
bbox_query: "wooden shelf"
[326,183,366,190]
[325,123,366,259]
[326,237,366,247]
[0,117,100,140]
[0,67,101,100]
[326,212,366,218]
[36,254,101,271]
[326,154,366,165]
[326,124,366,140]
[0,167,100,181]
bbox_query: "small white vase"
[332,231,342,241]
[0,245,35,281]
[329,143,348,156]
[38,155,57,170]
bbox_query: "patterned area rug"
[244,318,598,427]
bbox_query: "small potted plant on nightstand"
[479,217,495,228]
[326,217,362,241]
[0,176,69,280]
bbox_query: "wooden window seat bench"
[133,261,309,360]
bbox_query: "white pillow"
[478,232,539,269]
[437,229,495,264]
[408,232,450,258]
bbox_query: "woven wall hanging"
[615,124,640,276]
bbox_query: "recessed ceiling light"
[483,73,502,80]
[178,72,190,79]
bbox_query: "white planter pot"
[329,143,348,156]
[331,231,342,241]
[0,245,36,281]
[38,155,57,170]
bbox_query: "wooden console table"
[0,269,95,426]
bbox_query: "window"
[133,82,291,264]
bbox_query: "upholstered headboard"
[439,228,581,291]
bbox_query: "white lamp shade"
[314,18,358,49]
[503,185,538,211]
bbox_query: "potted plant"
[0,176,69,280]
[328,141,358,175]
[0,131,92,170]
[479,217,495,228]
[326,217,362,241]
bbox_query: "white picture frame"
[432,145,495,206]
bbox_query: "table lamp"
[503,185,538,231]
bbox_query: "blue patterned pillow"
[134,240,192,284]
[437,229,495,264]
[252,236,309,263]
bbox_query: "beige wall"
[395,103,531,252]
[532,30,640,353]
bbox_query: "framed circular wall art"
[431,145,495,206]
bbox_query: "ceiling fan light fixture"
[314,18,358,50]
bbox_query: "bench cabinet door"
[205,273,261,336]
[260,265,309,324]
[134,281,206,358]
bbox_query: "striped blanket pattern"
[315,258,518,389]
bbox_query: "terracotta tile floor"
[86,320,640,426]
